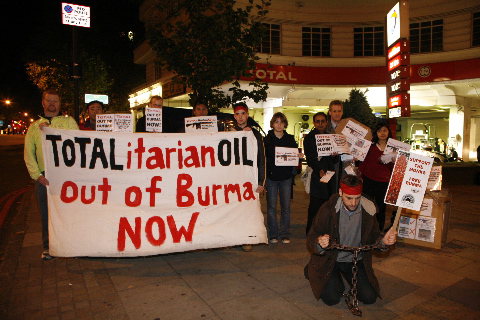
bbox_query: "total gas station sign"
[62,3,90,28]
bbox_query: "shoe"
[41,250,53,260]
[269,238,278,244]
[242,245,252,252]
[282,238,290,244]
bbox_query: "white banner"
[41,128,267,257]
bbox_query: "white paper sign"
[346,136,372,161]
[315,134,350,157]
[415,217,436,243]
[427,166,442,191]
[398,215,417,239]
[185,116,218,133]
[41,129,267,257]
[114,114,133,133]
[320,171,335,183]
[385,138,411,154]
[96,114,114,132]
[419,198,433,217]
[341,120,368,140]
[146,108,162,132]
[384,150,434,211]
[274,147,299,166]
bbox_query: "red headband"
[340,182,362,195]
[233,105,248,113]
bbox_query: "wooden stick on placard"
[390,207,404,232]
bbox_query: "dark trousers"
[362,175,389,231]
[320,261,377,306]
[306,195,327,235]
[35,180,49,249]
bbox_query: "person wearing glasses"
[304,112,336,235]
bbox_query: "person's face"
[329,104,343,123]
[88,103,103,121]
[150,98,163,108]
[42,94,61,116]
[272,117,285,133]
[377,126,389,141]
[313,114,327,132]
[339,190,362,212]
[234,109,248,127]
[193,104,208,117]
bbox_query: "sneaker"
[41,250,53,260]
[282,238,290,244]
[242,245,252,252]
[269,238,278,244]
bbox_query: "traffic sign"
[62,3,90,28]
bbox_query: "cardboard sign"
[384,150,434,211]
[145,108,162,132]
[185,116,218,133]
[41,129,267,257]
[335,118,372,141]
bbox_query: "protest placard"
[185,116,218,133]
[114,114,133,133]
[385,138,411,154]
[315,134,350,157]
[274,147,299,166]
[427,166,442,191]
[145,108,162,132]
[41,129,267,257]
[96,114,114,132]
[384,150,434,211]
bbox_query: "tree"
[146,0,271,112]
[343,89,378,130]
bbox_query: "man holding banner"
[24,89,79,260]
[305,175,397,306]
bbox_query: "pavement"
[1,173,479,320]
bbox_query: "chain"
[325,242,384,317]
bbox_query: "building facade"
[130,0,480,160]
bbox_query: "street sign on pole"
[62,3,90,28]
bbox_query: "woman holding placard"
[264,112,302,244]
[358,123,394,231]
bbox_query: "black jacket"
[304,128,336,199]
[264,129,298,181]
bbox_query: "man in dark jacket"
[231,102,265,251]
[304,112,336,235]
[305,175,397,306]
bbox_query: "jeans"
[266,177,292,239]
[35,179,49,249]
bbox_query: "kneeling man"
[305,175,397,306]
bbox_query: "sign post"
[61,3,91,123]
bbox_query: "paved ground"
[1,173,479,319]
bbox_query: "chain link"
[325,242,384,317]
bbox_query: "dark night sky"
[1,0,144,115]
